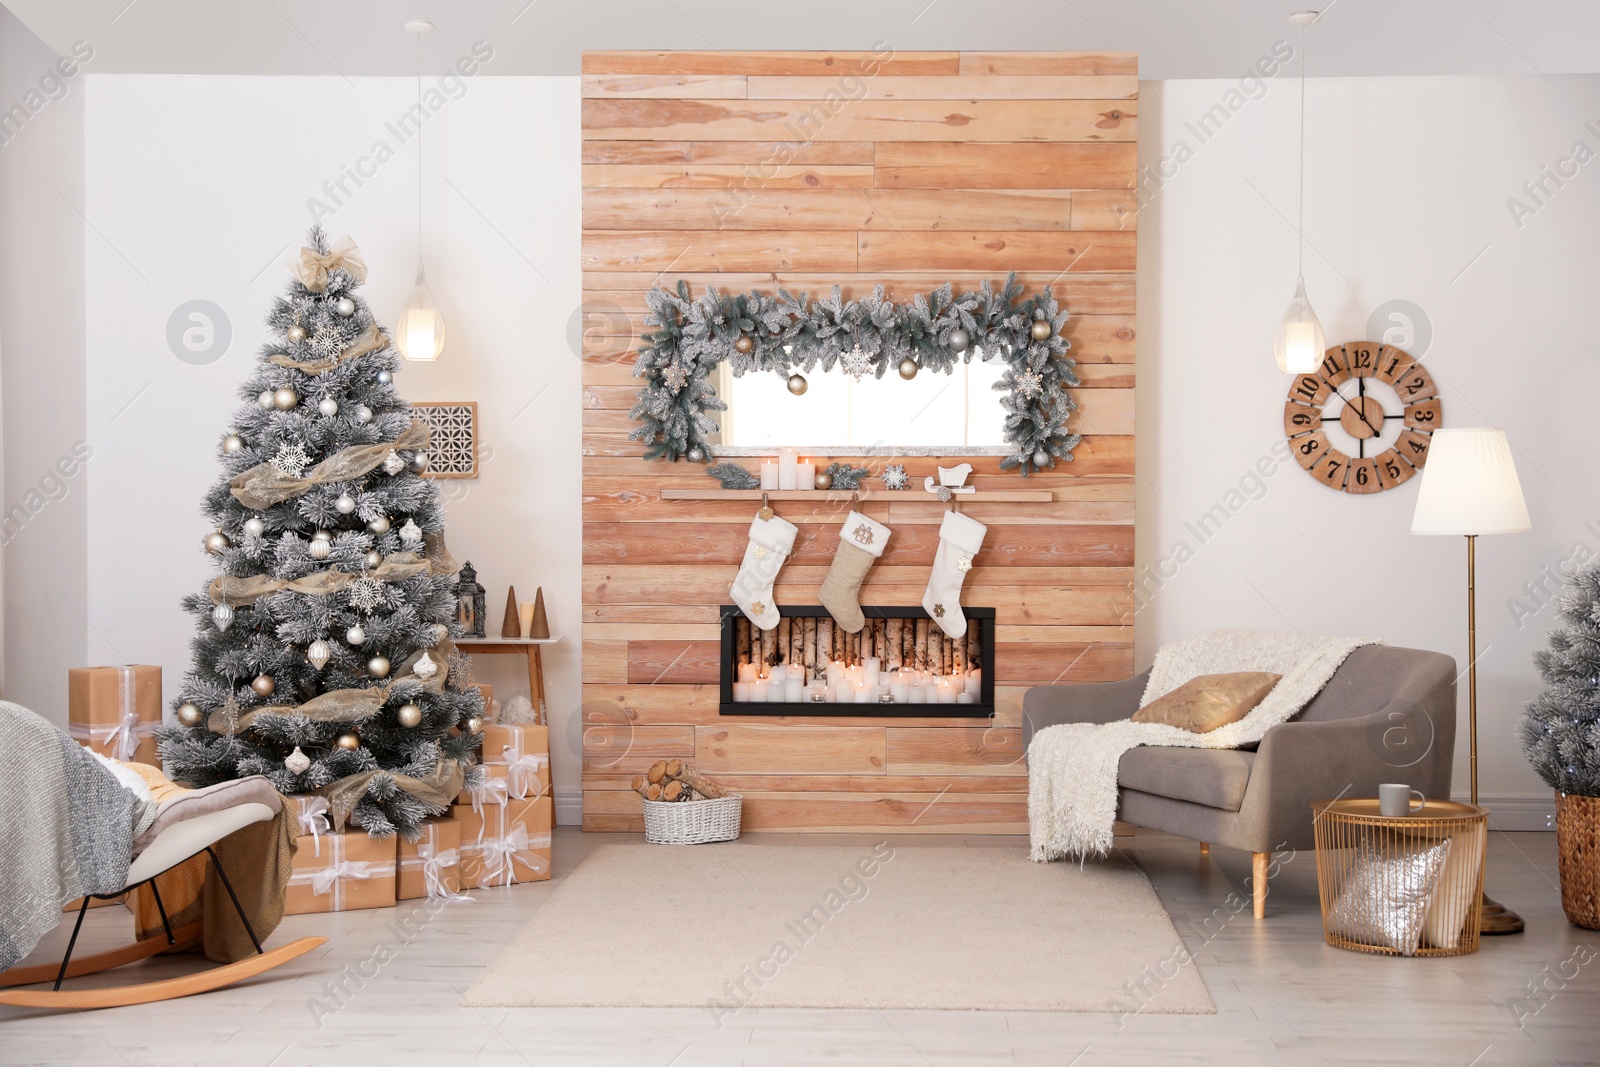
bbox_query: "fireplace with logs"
[720,605,995,717]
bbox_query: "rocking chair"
[0,796,325,1009]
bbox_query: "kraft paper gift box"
[456,763,513,809]
[397,817,465,901]
[483,724,550,801]
[67,665,161,765]
[285,829,397,915]
[456,796,552,889]
[287,794,335,854]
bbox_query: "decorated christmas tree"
[1519,562,1600,797]
[158,228,483,838]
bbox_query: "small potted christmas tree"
[1519,562,1600,929]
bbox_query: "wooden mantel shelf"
[660,489,1055,502]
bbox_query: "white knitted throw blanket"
[1028,629,1376,861]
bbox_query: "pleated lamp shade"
[1410,428,1531,536]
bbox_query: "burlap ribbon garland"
[208,550,439,607]
[290,235,368,292]
[230,420,429,510]
[269,325,388,376]
[317,758,466,833]
[210,638,461,734]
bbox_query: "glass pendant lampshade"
[1274,275,1324,374]
[396,264,445,362]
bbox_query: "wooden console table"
[456,637,559,726]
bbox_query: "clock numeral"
[1374,348,1416,386]
[1397,363,1438,402]
[1314,453,1349,488]
[1292,375,1331,407]
[1374,447,1417,489]
[1293,431,1332,473]
[1348,346,1375,375]
[1398,430,1434,464]
[1346,457,1383,495]
[1321,349,1353,386]
[1283,401,1322,437]
[1404,397,1442,429]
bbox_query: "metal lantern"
[457,560,487,638]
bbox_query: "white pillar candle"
[909,685,928,703]
[846,665,863,686]
[785,679,804,702]
[938,683,956,704]
[832,679,853,703]
[827,661,844,686]
[864,657,881,688]
[734,682,752,703]
[738,663,758,683]
[760,461,779,490]
[966,669,982,697]
[853,684,872,704]
[956,692,975,705]
[751,679,768,701]
[890,681,908,703]
[778,448,798,491]
[796,462,816,490]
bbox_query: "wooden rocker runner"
[0,799,324,1010]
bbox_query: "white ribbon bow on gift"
[467,775,509,815]
[478,825,538,888]
[306,859,392,911]
[499,740,548,801]
[105,708,145,763]
[418,845,473,903]
[295,797,332,854]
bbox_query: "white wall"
[0,7,89,720]
[1137,74,1600,824]
[81,72,584,820]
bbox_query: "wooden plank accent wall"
[580,50,1137,833]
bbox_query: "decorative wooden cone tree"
[529,587,549,640]
[501,586,520,639]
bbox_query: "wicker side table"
[1311,798,1488,957]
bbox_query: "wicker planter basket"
[1556,792,1600,930]
[642,794,743,845]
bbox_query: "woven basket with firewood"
[632,759,742,845]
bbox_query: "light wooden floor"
[2,827,1595,1066]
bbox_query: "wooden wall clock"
[1283,342,1442,494]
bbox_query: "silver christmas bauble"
[687,447,705,463]
[376,370,393,385]
[318,397,339,417]
[1030,319,1052,341]
[364,549,382,568]
[251,673,275,697]
[204,531,231,555]
[367,656,391,679]
[222,433,244,454]
[273,387,299,411]
[335,493,356,514]
[258,390,276,409]
[409,452,429,473]
[286,324,306,344]
[355,405,373,424]
[307,638,331,670]
[465,715,484,735]
[244,516,265,537]
[733,334,754,354]
[787,373,808,396]
[396,703,422,728]
[176,702,204,727]
[212,602,234,632]
[367,515,391,535]
[346,624,366,645]
[1033,449,1050,467]
[284,746,311,774]
[948,327,971,353]
[308,532,332,560]
[335,297,356,317]
[898,357,919,380]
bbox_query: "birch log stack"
[581,49,1137,833]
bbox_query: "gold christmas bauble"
[251,674,275,697]
[222,433,244,454]
[1030,319,1052,341]
[286,324,306,344]
[733,334,754,354]
[258,391,276,409]
[814,470,833,490]
[336,731,360,751]
[786,372,808,395]
[205,531,231,555]
[364,549,382,568]
[176,702,204,727]
[367,656,391,679]
[898,357,919,380]
[465,715,484,735]
[397,703,422,728]
[273,387,299,410]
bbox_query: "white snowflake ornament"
[398,518,423,548]
[383,449,406,475]
[308,327,345,359]
[269,442,313,478]
[840,345,873,381]
[1014,369,1044,400]
[661,362,689,393]
[880,464,909,491]
[347,577,385,613]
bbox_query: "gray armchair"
[1022,644,1457,917]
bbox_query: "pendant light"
[1274,10,1324,374]
[397,19,445,362]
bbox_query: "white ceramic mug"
[1379,783,1426,818]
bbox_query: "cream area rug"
[463,842,1214,1016]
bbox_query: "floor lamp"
[1410,427,1530,934]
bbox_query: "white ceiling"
[6,0,1600,79]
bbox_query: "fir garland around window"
[628,275,1081,476]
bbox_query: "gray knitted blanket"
[0,702,157,972]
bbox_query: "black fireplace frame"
[719,604,996,718]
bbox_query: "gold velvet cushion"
[1131,672,1282,733]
